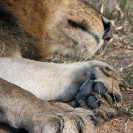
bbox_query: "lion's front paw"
[75,64,122,121]
[39,104,97,133]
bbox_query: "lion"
[0,0,122,133]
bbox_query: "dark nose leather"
[102,17,112,41]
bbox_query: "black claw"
[89,114,98,125]
[86,94,100,109]
[93,82,107,95]
[109,93,121,103]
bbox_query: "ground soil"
[99,90,133,133]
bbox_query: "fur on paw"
[74,65,122,121]
[39,103,97,133]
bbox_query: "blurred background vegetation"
[88,0,133,24]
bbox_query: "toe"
[93,82,107,95]
[86,94,100,109]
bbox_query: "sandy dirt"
[99,90,133,133]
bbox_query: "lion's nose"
[102,17,112,41]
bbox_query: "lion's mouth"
[68,20,87,32]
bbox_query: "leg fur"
[0,57,121,102]
[0,78,96,133]
[0,57,90,101]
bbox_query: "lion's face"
[44,0,106,59]
[1,0,111,60]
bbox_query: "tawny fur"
[0,0,105,59]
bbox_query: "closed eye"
[68,20,87,31]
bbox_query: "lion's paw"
[36,104,97,133]
[75,65,122,121]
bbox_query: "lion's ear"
[102,16,112,41]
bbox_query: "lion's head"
[1,0,111,59]
[43,0,111,59]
